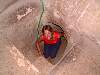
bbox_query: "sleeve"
[40,35,44,41]
[55,32,60,38]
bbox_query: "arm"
[59,32,65,37]
[59,32,66,40]
[35,36,43,55]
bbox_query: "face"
[44,30,51,39]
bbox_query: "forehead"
[44,30,51,33]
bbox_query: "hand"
[35,47,42,56]
[38,51,42,56]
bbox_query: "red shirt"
[41,31,60,44]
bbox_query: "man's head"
[42,25,53,38]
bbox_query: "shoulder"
[36,34,43,43]
[40,34,44,39]
[53,31,60,38]
[54,31,60,35]
[39,34,44,40]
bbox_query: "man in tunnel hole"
[35,25,65,59]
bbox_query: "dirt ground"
[0,0,100,75]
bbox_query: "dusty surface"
[0,0,100,75]
[50,34,100,75]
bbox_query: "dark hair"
[42,25,53,34]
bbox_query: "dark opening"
[38,23,68,64]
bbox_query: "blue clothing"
[43,39,61,58]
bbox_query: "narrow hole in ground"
[38,22,68,64]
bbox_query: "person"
[35,25,64,59]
